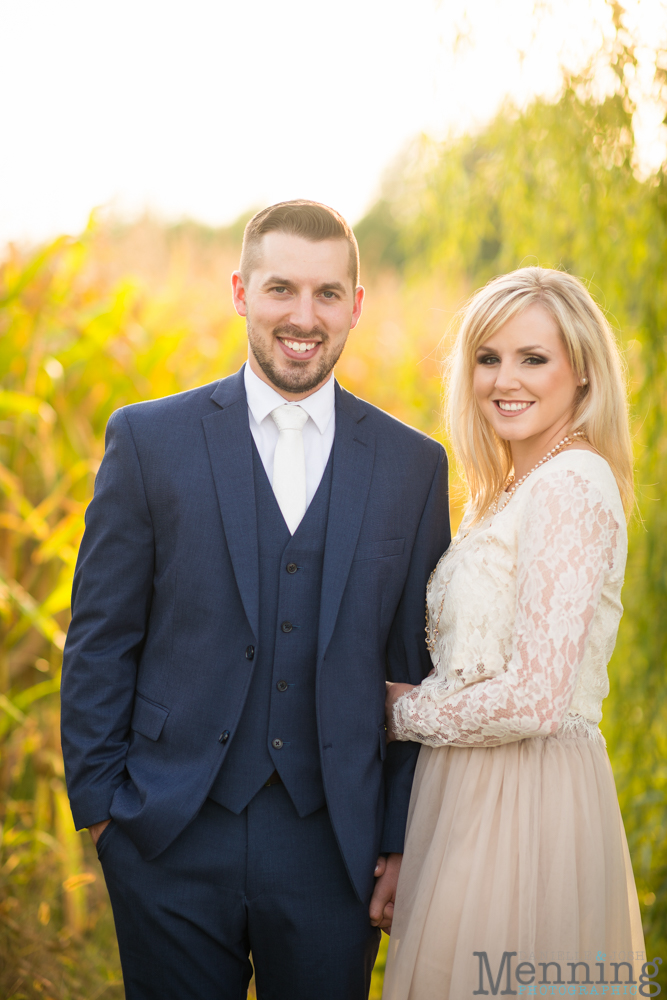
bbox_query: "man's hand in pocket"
[88,819,111,846]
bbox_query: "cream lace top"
[393,451,627,748]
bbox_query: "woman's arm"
[390,469,620,747]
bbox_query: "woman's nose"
[493,361,522,392]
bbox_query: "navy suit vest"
[209,441,333,817]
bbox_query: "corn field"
[2,16,667,992]
[0,220,458,997]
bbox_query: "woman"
[383,267,644,999]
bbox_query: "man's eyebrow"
[260,276,348,294]
[261,275,295,288]
[315,281,347,294]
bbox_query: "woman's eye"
[477,355,499,365]
[524,355,547,365]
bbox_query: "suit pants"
[97,782,381,1000]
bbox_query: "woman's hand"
[385,681,420,742]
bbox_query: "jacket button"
[281,621,293,633]
[286,562,298,574]
[219,730,230,744]
[245,645,255,660]
[272,738,284,750]
[276,680,288,692]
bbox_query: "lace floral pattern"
[393,453,627,748]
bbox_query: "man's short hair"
[240,200,360,290]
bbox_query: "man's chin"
[272,370,328,395]
[257,358,331,396]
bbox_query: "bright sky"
[1,0,665,244]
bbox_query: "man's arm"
[369,444,449,929]
[60,408,155,831]
[382,444,450,852]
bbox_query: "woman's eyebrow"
[475,343,553,355]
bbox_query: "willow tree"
[358,9,667,957]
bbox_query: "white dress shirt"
[244,362,336,509]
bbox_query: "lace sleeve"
[392,469,620,747]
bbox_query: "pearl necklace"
[425,430,588,655]
[490,430,588,514]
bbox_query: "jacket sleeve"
[60,408,155,829]
[380,443,450,852]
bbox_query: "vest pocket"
[131,693,169,741]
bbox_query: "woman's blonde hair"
[446,267,634,521]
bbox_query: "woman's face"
[472,304,582,446]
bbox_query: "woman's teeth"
[497,401,532,411]
[282,339,317,353]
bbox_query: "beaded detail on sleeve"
[393,455,626,747]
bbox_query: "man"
[61,200,450,1000]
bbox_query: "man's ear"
[231,271,248,317]
[349,285,365,330]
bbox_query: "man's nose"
[288,294,317,332]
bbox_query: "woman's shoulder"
[524,449,624,520]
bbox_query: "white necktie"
[270,404,309,534]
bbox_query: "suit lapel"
[318,384,375,659]
[202,368,259,641]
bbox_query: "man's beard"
[247,321,347,394]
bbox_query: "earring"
[581,376,588,385]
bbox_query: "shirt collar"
[244,361,335,435]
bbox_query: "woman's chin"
[489,420,537,442]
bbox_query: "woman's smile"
[493,399,535,414]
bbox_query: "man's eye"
[321,290,337,299]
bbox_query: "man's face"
[232,232,364,399]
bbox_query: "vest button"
[272,738,284,750]
[245,645,255,660]
[218,730,230,744]
[286,562,298,574]
[276,680,288,692]
[281,621,293,633]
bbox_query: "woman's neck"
[508,420,574,484]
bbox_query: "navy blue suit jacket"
[61,367,450,900]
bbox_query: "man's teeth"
[498,401,532,411]
[283,340,317,353]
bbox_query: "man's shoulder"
[337,384,445,459]
[109,369,244,433]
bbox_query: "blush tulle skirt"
[382,728,645,1000]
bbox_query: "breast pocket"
[131,692,170,742]
[354,538,405,561]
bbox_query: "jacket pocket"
[354,537,405,562]
[379,724,387,761]
[131,692,169,741]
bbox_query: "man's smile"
[276,336,321,360]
